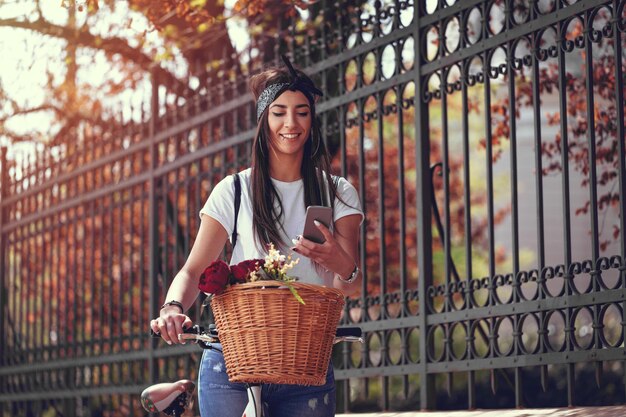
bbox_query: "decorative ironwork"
[0,0,625,414]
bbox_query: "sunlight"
[0,0,169,153]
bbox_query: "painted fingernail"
[292,238,299,245]
[314,220,320,226]
[167,341,172,345]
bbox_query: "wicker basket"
[211,280,345,386]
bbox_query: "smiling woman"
[151,55,364,417]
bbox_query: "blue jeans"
[198,345,336,417]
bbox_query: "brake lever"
[334,327,364,344]
[178,333,216,343]
[333,336,365,344]
[151,324,219,349]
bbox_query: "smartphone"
[302,206,333,244]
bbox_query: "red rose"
[231,259,264,283]
[198,260,231,295]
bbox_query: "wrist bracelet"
[338,264,359,284]
[160,300,184,313]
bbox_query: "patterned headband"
[256,83,289,121]
[255,55,324,122]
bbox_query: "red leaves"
[546,112,559,125]
[467,96,481,114]
[129,0,217,32]
[598,170,617,187]
[575,201,591,216]
[598,193,620,211]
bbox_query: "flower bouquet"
[198,244,304,304]
[199,244,345,386]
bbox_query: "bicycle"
[141,325,363,417]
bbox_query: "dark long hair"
[249,67,339,250]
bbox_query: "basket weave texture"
[211,280,345,386]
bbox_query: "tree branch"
[0,128,43,144]
[0,16,192,94]
[0,104,63,124]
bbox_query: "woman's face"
[267,90,312,161]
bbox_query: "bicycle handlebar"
[151,325,364,349]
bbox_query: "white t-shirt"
[199,168,363,287]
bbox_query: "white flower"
[265,243,284,262]
[261,243,299,280]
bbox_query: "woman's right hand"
[150,306,193,345]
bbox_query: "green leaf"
[190,0,207,8]
[284,282,305,305]
[257,268,271,280]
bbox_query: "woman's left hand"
[291,220,355,279]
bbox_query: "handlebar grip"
[336,327,362,338]
[151,325,205,338]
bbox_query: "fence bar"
[441,72,452,314]
[89,199,96,357]
[610,0,626,402]
[376,83,390,410]
[44,217,51,365]
[415,0,435,409]
[0,147,6,370]
[461,57,475,409]
[555,8,577,406]
[613,0,626,278]
[148,66,160,388]
[483,55,495,307]
[529,32,545,277]
[583,10,600,278]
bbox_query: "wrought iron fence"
[1,0,625,415]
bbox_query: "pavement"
[336,406,626,416]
